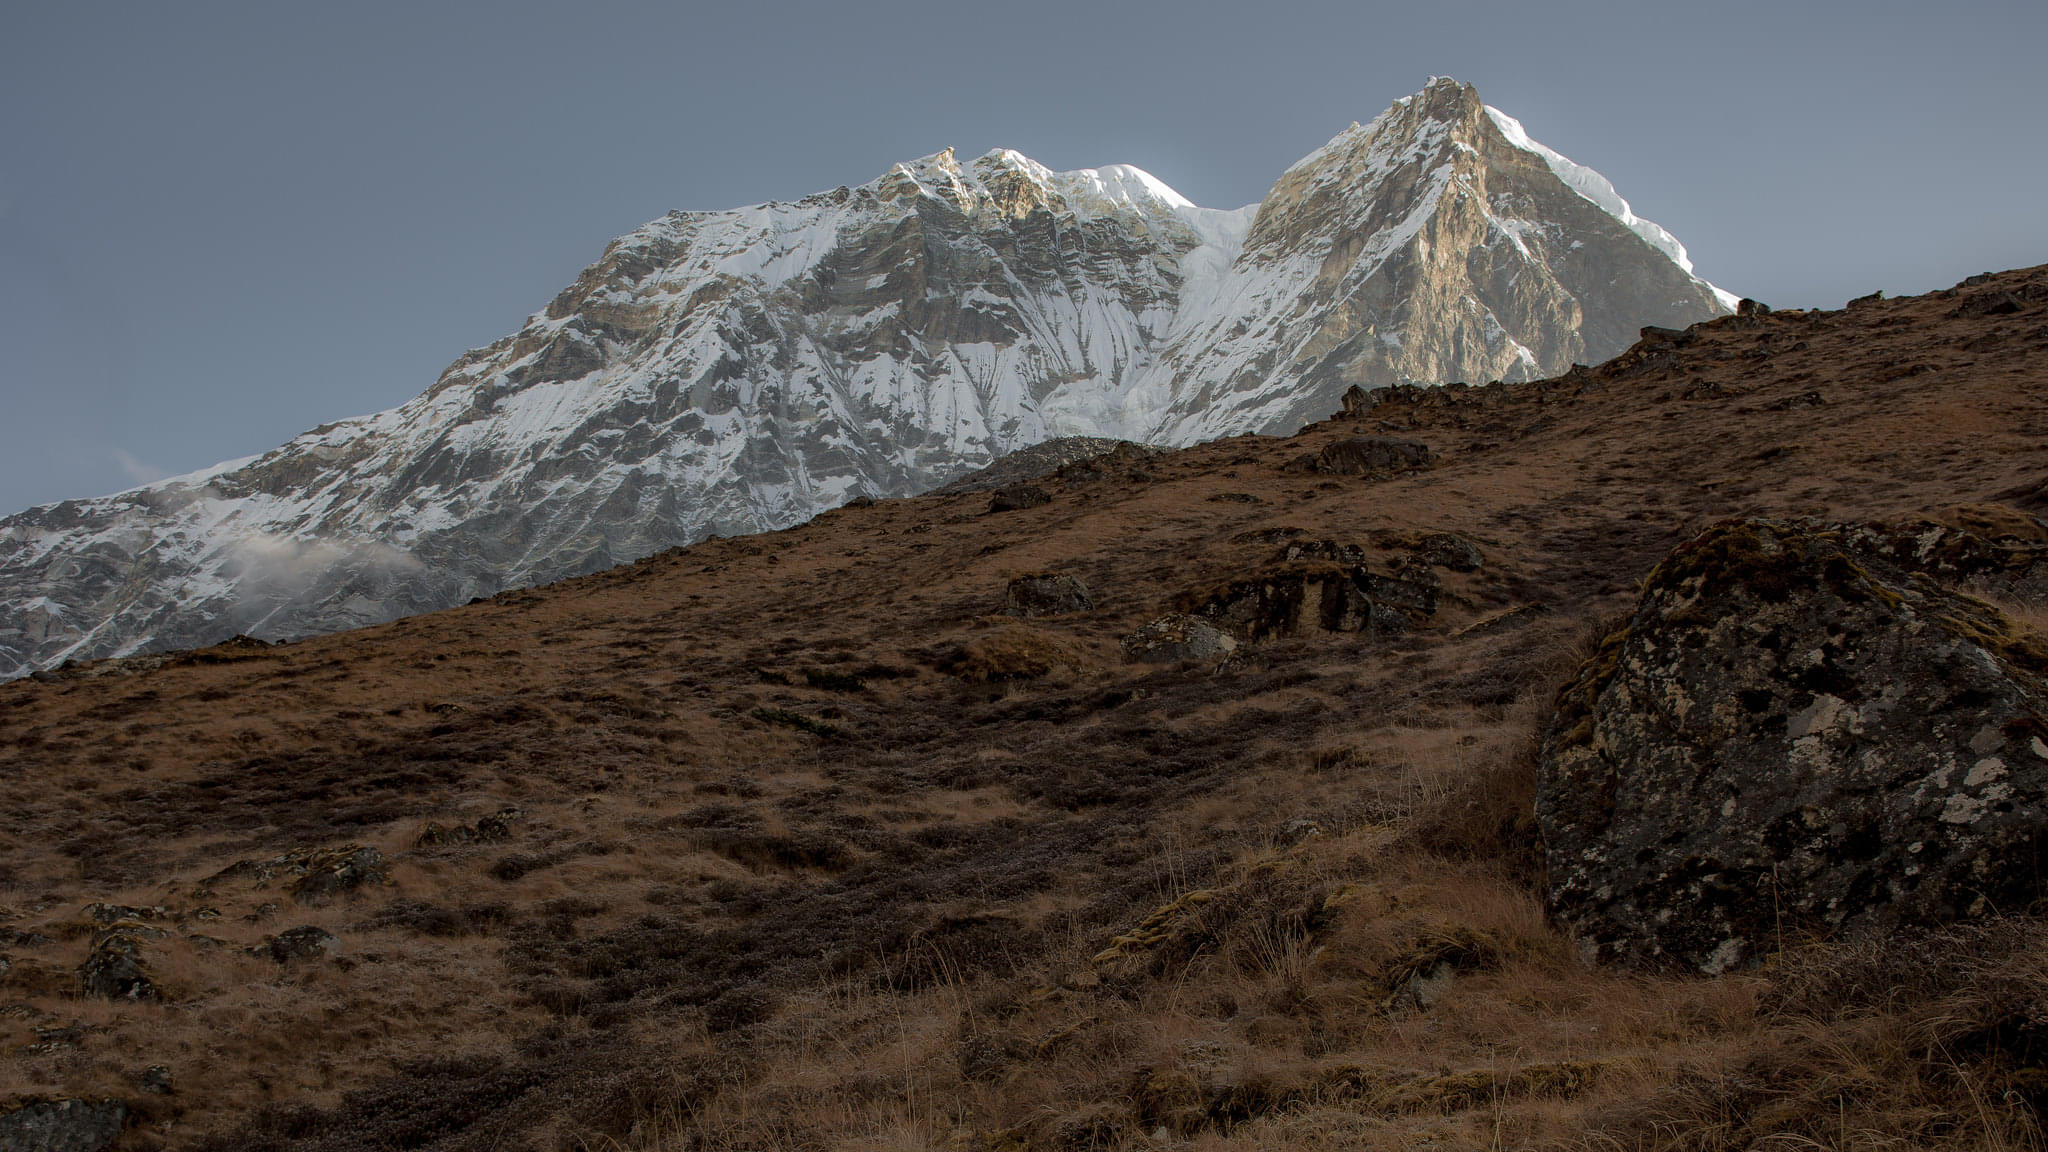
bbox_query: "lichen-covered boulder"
[1004,572,1093,617]
[1539,518,2048,972]
[1121,616,1237,664]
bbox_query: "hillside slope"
[4,268,2044,1150]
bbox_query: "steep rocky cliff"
[0,78,1730,676]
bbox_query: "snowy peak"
[1141,77,1733,440]
[0,79,1736,678]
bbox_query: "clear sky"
[3,0,2043,516]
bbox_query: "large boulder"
[78,929,156,1002]
[1294,436,1432,477]
[0,1098,127,1152]
[1539,518,2048,972]
[1004,572,1094,617]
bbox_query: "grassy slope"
[3,267,2048,1149]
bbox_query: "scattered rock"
[1764,390,1826,411]
[78,903,164,925]
[1003,571,1093,617]
[1280,539,1366,565]
[1278,818,1325,846]
[264,926,340,963]
[1179,565,1427,643]
[78,930,156,1001]
[1295,436,1432,477]
[415,807,523,848]
[0,1097,127,1152]
[1185,542,1441,643]
[286,846,387,904]
[935,437,1150,494]
[1540,518,2048,972]
[205,844,387,904]
[0,928,54,950]
[1953,290,2024,319]
[1737,298,1771,317]
[987,484,1052,513]
[1341,530,1485,573]
[133,1065,173,1095]
[1121,616,1237,664]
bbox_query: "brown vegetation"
[4,267,2048,1148]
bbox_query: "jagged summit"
[0,79,1733,676]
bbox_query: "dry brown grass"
[8,271,2048,1147]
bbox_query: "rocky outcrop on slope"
[1539,519,2048,973]
[0,78,1731,677]
[935,437,1146,494]
[0,1098,127,1152]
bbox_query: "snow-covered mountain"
[0,78,1732,677]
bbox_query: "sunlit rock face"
[0,78,1730,677]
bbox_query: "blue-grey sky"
[3,0,2043,516]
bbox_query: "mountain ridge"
[0,78,1732,677]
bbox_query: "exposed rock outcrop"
[987,485,1052,514]
[264,926,341,963]
[1004,572,1094,617]
[0,1098,126,1152]
[78,930,155,1002]
[1539,519,2048,972]
[1295,436,1433,477]
[1122,616,1238,664]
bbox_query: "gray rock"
[134,1065,172,1096]
[265,926,341,963]
[1539,518,2048,973]
[1121,616,1238,664]
[286,845,386,904]
[0,1099,126,1152]
[78,930,156,1001]
[1413,532,1484,573]
[936,438,1151,494]
[1003,572,1093,617]
[1302,436,1432,476]
[987,484,1052,513]
[1182,562,1434,643]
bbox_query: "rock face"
[0,78,1731,678]
[1539,519,2048,973]
[78,930,156,1001]
[1004,572,1094,617]
[1298,437,1434,476]
[1122,616,1238,664]
[1180,560,1437,643]
[265,926,341,963]
[0,1099,127,1152]
[986,485,1053,514]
